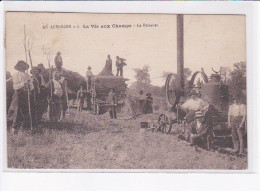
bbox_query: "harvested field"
[7,110,247,169]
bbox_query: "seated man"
[186,111,211,150]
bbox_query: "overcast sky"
[5,13,246,86]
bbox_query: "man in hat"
[116,56,127,77]
[186,111,211,149]
[10,60,34,133]
[85,66,93,91]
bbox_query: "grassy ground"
[7,110,247,169]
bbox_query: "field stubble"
[7,110,247,169]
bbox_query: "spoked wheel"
[157,114,172,134]
[165,74,180,107]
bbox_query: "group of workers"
[8,52,70,134]
[77,54,127,118]
[7,51,129,133]
[177,90,247,156]
[7,52,247,156]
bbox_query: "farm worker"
[107,88,117,119]
[186,111,211,149]
[85,66,93,91]
[223,97,246,156]
[98,55,113,76]
[54,51,63,67]
[116,56,127,77]
[180,90,208,112]
[145,93,153,114]
[138,90,146,114]
[77,85,86,112]
[6,71,13,114]
[54,54,68,119]
[106,55,113,74]
[30,66,49,124]
[10,60,34,134]
[49,71,64,122]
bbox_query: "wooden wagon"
[90,76,128,115]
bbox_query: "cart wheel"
[157,114,172,134]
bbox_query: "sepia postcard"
[4,12,248,171]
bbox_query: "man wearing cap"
[10,60,34,133]
[186,111,211,149]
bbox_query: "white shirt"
[12,71,34,91]
[53,79,63,98]
[228,103,246,117]
[181,98,208,111]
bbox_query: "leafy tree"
[133,65,151,84]
[133,65,152,92]
[228,61,246,103]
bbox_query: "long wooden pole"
[24,25,33,131]
[177,14,184,91]
[47,52,53,120]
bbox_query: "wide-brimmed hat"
[88,66,92,70]
[195,111,204,118]
[14,60,29,71]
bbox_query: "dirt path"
[7,110,247,169]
